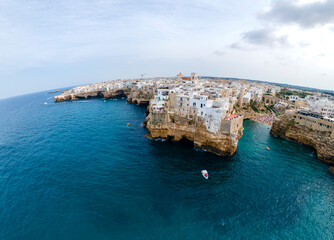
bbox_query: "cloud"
[229,42,254,51]
[212,50,226,56]
[242,28,289,46]
[231,28,289,49]
[298,41,310,47]
[1,0,334,98]
[260,0,334,28]
[0,0,251,70]
[230,42,243,49]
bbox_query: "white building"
[155,89,170,101]
[307,97,334,117]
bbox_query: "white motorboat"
[201,170,209,179]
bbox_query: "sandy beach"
[252,114,276,126]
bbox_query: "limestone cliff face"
[270,117,334,164]
[126,89,153,105]
[53,81,153,105]
[54,89,129,102]
[145,113,243,156]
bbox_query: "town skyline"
[0,72,332,100]
[1,0,334,99]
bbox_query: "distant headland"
[49,90,60,93]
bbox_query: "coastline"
[271,116,334,170]
[54,82,244,157]
[2,92,334,239]
[52,78,334,173]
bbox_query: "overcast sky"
[1,0,334,99]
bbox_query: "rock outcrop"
[270,116,334,164]
[126,87,153,105]
[145,113,243,156]
[329,166,334,175]
[54,89,128,102]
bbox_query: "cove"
[0,91,333,239]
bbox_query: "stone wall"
[220,117,244,135]
[292,112,334,134]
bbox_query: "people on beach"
[252,114,275,126]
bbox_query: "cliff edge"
[270,115,334,164]
[145,113,243,156]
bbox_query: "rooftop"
[225,114,239,120]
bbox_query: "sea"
[0,90,333,239]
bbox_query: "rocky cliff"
[270,116,334,165]
[145,113,243,156]
[126,89,152,105]
[54,89,128,102]
[55,83,243,157]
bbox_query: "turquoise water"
[0,91,333,239]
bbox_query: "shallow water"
[0,91,333,239]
